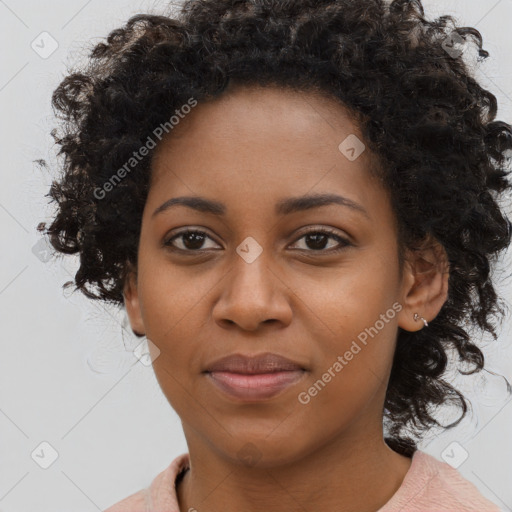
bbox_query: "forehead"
[155,84,363,150]
[147,84,388,220]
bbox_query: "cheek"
[291,250,400,341]
[290,252,401,403]
[293,317,398,449]
[139,266,205,417]
[135,264,204,385]
[137,254,208,335]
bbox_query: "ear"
[123,262,146,337]
[397,236,450,332]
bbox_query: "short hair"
[39,0,512,456]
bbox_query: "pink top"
[103,450,501,511]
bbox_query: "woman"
[39,0,511,510]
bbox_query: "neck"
[176,429,412,512]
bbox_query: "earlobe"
[123,264,146,337]
[397,238,449,332]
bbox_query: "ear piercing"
[413,313,428,327]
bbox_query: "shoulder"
[102,453,190,512]
[379,449,501,512]
[103,488,149,512]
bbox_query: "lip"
[206,370,306,401]
[204,352,306,374]
[204,352,307,401]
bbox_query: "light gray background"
[0,0,511,511]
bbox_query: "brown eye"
[289,228,352,253]
[164,229,220,252]
[163,227,352,255]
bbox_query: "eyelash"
[163,227,352,255]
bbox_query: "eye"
[289,227,352,253]
[163,227,352,254]
[163,229,221,252]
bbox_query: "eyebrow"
[152,193,369,219]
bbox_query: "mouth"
[203,352,307,401]
[206,370,307,401]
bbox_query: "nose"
[212,249,293,332]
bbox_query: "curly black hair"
[38,0,512,457]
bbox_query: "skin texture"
[124,84,449,512]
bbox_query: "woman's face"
[124,84,422,466]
